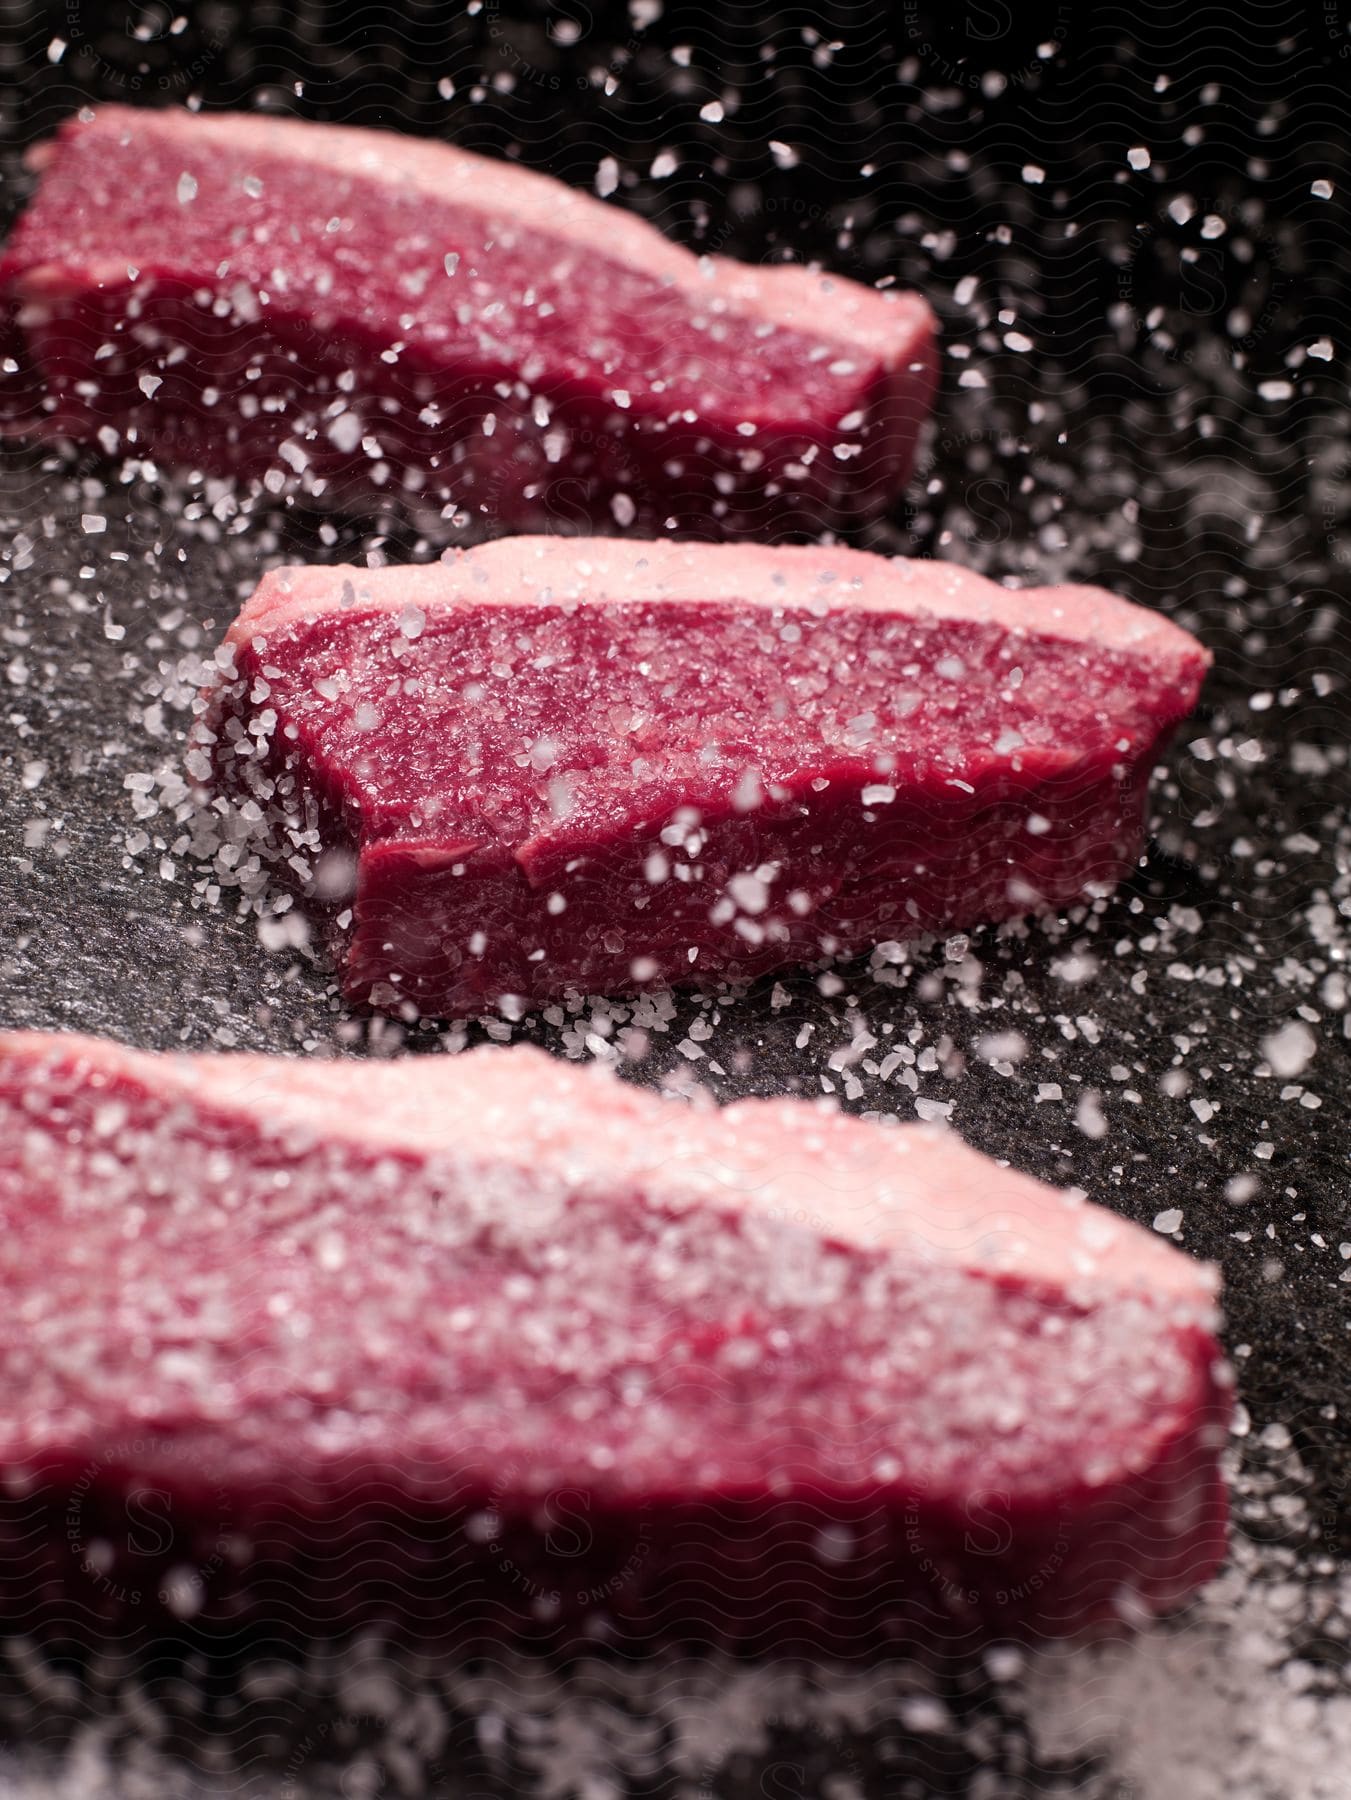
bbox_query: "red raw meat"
[0,105,936,537]
[0,1031,1229,1649]
[198,537,1211,1019]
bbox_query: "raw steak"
[0,104,936,536]
[0,1031,1229,1649]
[198,537,1212,1019]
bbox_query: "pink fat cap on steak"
[227,536,1210,682]
[22,105,931,371]
[0,1030,1217,1313]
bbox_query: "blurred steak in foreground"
[0,1031,1229,1652]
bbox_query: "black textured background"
[0,2,1348,1794]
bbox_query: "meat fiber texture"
[0,104,937,538]
[197,537,1212,1021]
[0,1031,1229,1652]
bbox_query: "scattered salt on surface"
[0,45,1345,1793]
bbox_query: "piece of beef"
[0,104,936,537]
[0,1031,1229,1651]
[198,537,1212,1019]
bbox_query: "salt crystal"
[1261,1021,1316,1078]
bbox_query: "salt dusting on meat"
[197,536,1212,1020]
[0,1030,1228,1648]
[0,105,936,536]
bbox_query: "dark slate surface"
[0,2,1347,1794]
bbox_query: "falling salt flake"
[699,100,725,123]
[444,252,460,277]
[138,373,163,398]
[327,412,361,453]
[1226,1173,1259,1204]
[1075,1090,1108,1139]
[1258,379,1294,401]
[728,872,770,914]
[595,156,620,198]
[1051,952,1098,985]
[1190,1097,1215,1123]
[177,171,198,204]
[731,768,762,813]
[161,1566,205,1619]
[1168,195,1195,224]
[437,76,456,99]
[1311,178,1334,198]
[954,275,978,306]
[650,149,678,179]
[1127,146,1151,171]
[898,1695,951,1734]
[629,0,662,26]
[1200,213,1227,239]
[1004,330,1034,352]
[1261,1019,1316,1078]
[610,491,636,527]
[1022,163,1046,184]
[1035,1083,1063,1103]
[1153,1207,1184,1234]
[769,140,799,169]
[80,514,106,534]
[1308,337,1334,360]
[47,35,66,61]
